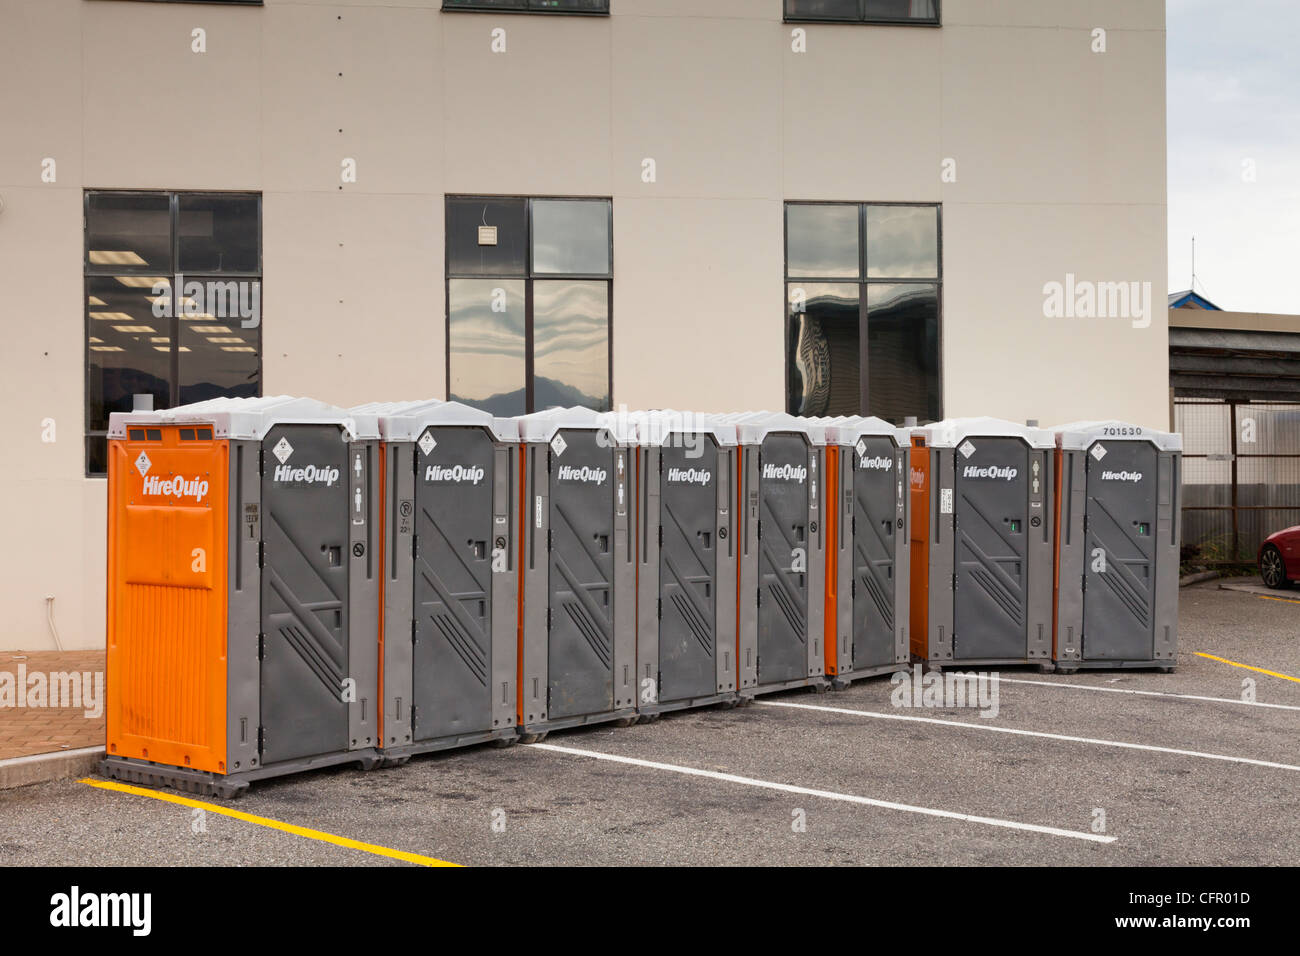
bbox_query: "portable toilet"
[364,399,520,760]
[517,407,638,740]
[912,418,1056,669]
[102,396,382,797]
[906,423,930,662]
[726,411,829,696]
[1051,421,1182,673]
[630,410,741,717]
[824,416,912,686]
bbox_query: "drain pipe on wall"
[45,595,65,652]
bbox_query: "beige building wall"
[0,0,1167,651]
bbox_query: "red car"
[1258,526,1300,589]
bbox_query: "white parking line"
[532,742,1116,844]
[760,700,1300,773]
[994,676,1300,711]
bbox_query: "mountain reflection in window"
[448,279,527,417]
[533,280,610,411]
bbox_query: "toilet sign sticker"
[134,451,151,476]
[940,488,954,514]
[550,434,567,457]
[273,437,294,464]
[959,440,976,459]
[1091,443,1108,461]
[418,432,436,457]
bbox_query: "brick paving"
[0,650,106,760]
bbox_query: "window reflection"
[448,278,527,416]
[784,201,941,422]
[866,282,940,423]
[179,195,260,274]
[532,200,611,276]
[528,0,608,12]
[864,0,937,21]
[785,0,938,21]
[443,0,610,10]
[447,196,613,415]
[787,283,860,417]
[786,204,860,279]
[533,280,610,411]
[785,0,859,20]
[866,205,938,278]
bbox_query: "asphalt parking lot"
[2,582,1297,867]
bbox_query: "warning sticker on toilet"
[134,451,151,477]
[1091,444,1107,461]
[418,432,436,457]
[940,488,953,514]
[550,434,567,457]
[273,437,294,464]
[959,440,976,459]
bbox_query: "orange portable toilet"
[102,397,383,797]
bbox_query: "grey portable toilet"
[102,396,382,797]
[630,410,741,718]
[365,399,520,761]
[517,407,638,740]
[825,416,911,686]
[1052,421,1182,673]
[918,417,1056,669]
[725,411,829,696]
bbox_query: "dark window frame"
[783,0,941,26]
[444,195,614,415]
[783,200,943,422]
[441,1,610,16]
[84,188,263,477]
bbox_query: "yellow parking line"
[80,778,460,867]
[1194,653,1300,685]
[1254,593,1300,605]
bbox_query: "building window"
[784,202,941,423]
[784,0,939,25]
[446,196,612,416]
[442,1,609,15]
[84,190,262,476]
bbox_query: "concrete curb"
[1180,570,1222,587]
[1218,579,1291,598]
[0,746,104,791]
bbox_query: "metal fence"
[1175,398,1300,565]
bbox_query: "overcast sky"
[1167,0,1299,314]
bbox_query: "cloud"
[1167,1,1300,313]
